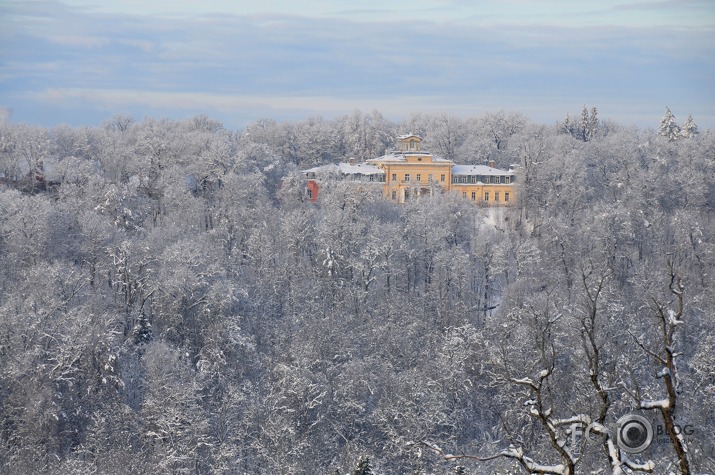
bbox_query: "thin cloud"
[1,0,713,129]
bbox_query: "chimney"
[348,157,356,166]
[488,159,496,168]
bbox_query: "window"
[484,192,489,201]
[392,190,397,200]
[463,192,467,198]
[471,191,476,200]
[441,174,445,182]
[495,192,500,201]
[504,192,510,202]
[409,140,415,150]
[392,173,397,182]
[428,174,433,181]
[416,174,421,182]
[404,174,410,182]
[306,188,312,199]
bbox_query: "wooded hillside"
[1,110,713,474]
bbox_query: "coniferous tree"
[578,105,590,141]
[562,114,573,136]
[680,113,699,138]
[132,313,153,345]
[353,456,373,475]
[588,106,598,140]
[659,106,681,140]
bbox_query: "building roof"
[303,164,337,175]
[337,163,384,175]
[397,134,422,141]
[451,164,514,176]
[367,152,452,163]
[304,162,384,176]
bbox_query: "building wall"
[373,156,515,205]
[306,180,320,202]
[380,158,453,203]
[450,183,515,205]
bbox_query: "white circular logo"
[616,414,653,453]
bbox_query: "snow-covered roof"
[397,134,422,140]
[451,164,514,176]
[303,162,384,176]
[303,164,339,175]
[337,163,384,175]
[367,152,451,163]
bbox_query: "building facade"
[304,134,516,205]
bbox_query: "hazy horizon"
[2,0,714,130]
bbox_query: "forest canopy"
[0,109,713,474]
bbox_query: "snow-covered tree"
[353,456,373,475]
[1,112,713,474]
[588,106,598,141]
[680,113,699,138]
[561,114,573,136]
[578,105,590,141]
[659,107,681,141]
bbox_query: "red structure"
[306,179,320,202]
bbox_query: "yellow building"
[450,163,516,205]
[304,134,516,205]
[367,134,454,202]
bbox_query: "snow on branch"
[640,399,670,410]
[417,441,569,475]
[511,376,537,390]
[623,457,655,472]
[550,414,591,427]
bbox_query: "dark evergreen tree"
[131,313,153,345]
[353,456,373,475]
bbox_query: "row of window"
[352,174,385,182]
[461,191,510,202]
[320,187,510,203]
[453,175,513,184]
[391,173,446,183]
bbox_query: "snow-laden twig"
[418,441,569,474]
[640,399,670,410]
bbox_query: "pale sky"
[1,0,714,129]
